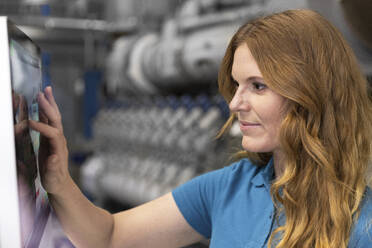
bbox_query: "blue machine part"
[84,70,102,139]
[42,52,52,90]
[40,4,51,16]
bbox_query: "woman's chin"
[241,137,277,153]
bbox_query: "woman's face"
[229,44,287,153]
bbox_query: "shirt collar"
[251,157,274,189]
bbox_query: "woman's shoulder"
[213,158,266,183]
[223,158,267,175]
[360,186,372,221]
[363,186,372,206]
[201,158,272,194]
[177,158,267,195]
[350,187,372,247]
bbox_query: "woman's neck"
[273,150,285,179]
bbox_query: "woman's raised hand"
[29,86,71,195]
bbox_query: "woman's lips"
[239,120,261,131]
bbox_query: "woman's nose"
[229,90,243,112]
[229,89,252,113]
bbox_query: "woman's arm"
[48,176,115,248]
[51,184,202,248]
[110,192,204,248]
[29,87,204,248]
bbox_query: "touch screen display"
[10,38,50,248]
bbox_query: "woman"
[30,9,372,248]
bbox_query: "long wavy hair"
[218,9,372,248]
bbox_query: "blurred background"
[2,0,372,246]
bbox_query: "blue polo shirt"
[172,158,372,248]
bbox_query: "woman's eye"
[252,82,266,91]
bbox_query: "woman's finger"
[44,86,62,116]
[37,92,63,132]
[29,120,66,154]
[39,109,49,125]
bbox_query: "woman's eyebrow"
[246,76,264,81]
[231,75,264,82]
